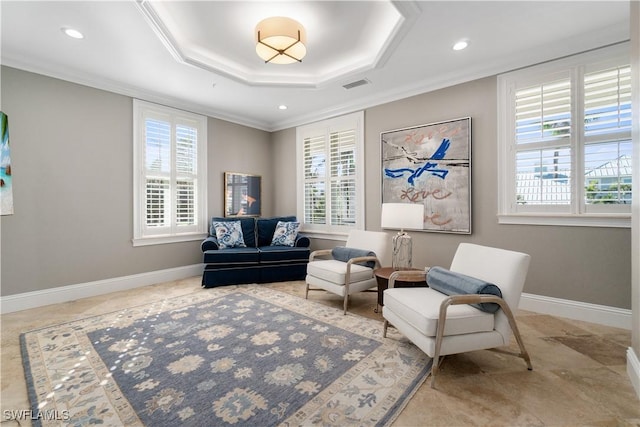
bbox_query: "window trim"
[296,111,365,238]
[497,43,631,228]
[132,99,208,246]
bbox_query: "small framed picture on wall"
[224,172,262,217]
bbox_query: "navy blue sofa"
[201,216,310,288]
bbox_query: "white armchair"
[305,230,390,314]
[382,243,532,387]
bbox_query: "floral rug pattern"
[21,285,431,426]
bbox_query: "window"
[133,100,207,245]
[498,43,631,227]
[296,111,365,236]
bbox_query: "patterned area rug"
[21,285,431,426]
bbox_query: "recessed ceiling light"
[278,105,288,110]
[62,27,84,39]
[453,40,468,51]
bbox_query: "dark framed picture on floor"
[381,117,471,234]
[224,172,262,217]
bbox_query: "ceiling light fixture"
[453,40,468,51]
[62,27,84,39]
[278,105,288,110]
[255,17,307,64]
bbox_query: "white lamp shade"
[255,17,307,64]
[381,203,424,230]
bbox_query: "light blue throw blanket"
[427,266,502,313]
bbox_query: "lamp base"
[392,232,412,270]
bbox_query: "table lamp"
[381,203,424,270]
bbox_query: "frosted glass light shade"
[255,17,307,64]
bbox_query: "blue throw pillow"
[211,217,256,247]
[213,221,246,249]
[331,246,376,268]
[427,266,502,313]
[270,221,300,247]
[257,216,297,246]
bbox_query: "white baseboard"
[628,348,640,400]
[0,264,204,314]
[0,271,633,332]
[519,292,632,330]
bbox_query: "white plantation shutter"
[175,124,198,226]
[514,78,572,208]
[515,79,571,145]
[303,134,326,225]
[297,112,364,234]
[329,129,356,226]
[498,44,632,226]
[584,66,632,139]
[144,118,171,226]
[146,178,170,226]
[583,65,632,209]
[134,100,207,245]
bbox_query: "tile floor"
[1,277,639,426]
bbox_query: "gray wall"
[1,66,632,310]
[276,77,632,310]
[207,119,273,217]
[0,67,272,296]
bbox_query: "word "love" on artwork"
[399,187,452,202]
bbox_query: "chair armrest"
[201,236,220,252]
[435,294,522,358]
[346,256,380,270]
[388,268,429,288]
[309,249,333,261]
[346,255,379,266]
[343,256,380,286]
[438,294,514,319]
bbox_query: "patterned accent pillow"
[213,221,246,249]
[270,221,300,247]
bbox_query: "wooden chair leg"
[383,320,388,337]
[501,302,533,370]
[343,294,348,315]
[305,282,309,299]
[430,356,443,388]
[431,298,451,389]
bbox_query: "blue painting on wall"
[381,117,471,234]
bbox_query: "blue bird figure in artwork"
[384,138,450,186]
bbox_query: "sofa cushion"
[306,259,374,285]
[258,246,310,263]
[257,216,296,247]
[203,247,260,264]
[213,221,246,248]
[427,266,502,313]
[384,287,495,337]
[270,221,300,247]
[210,217,256,247]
